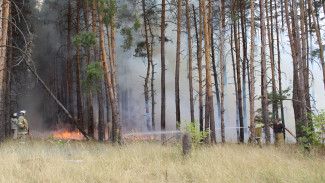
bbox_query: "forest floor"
[0,139,324,183]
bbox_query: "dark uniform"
[273,123,285,146]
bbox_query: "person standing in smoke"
[17,110,30,142]
[10,113,18,139]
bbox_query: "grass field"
[0,139,324,183]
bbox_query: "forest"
[0,0,325,144]
[1,0,325,182]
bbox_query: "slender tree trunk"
[76,0,83,129]
[84,0,94,137]
[175,0,182,128]
[88,1,97,137]
[265,0,277,120]
[249,0,256,143]
[219,0,225,143]
[285,0,301,137]
[97,81,105,141]
[203,0,216,143]
[193,3,204,132]
[161,0,166,138]
[141,0,151,131]
[233,0,244,143]
[260,0,270,144]
[275,1,286,138]
[67,0,74,120]
[308,0,325,90]
[186,0,195,123]
[240,0,248,133]
[0,0,10,140]
[148,20,155,130]
[231,24,240,142]
[97,6,119,143]
[292,0,307,131]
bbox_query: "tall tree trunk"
[292,0,307,132]
[193,3,204,132]
[285,0,301,137]
[240,0,248,133]
[141,0,151,131]
[308,0,325,90]
[231,24,240,142]
[97,6,119,143]
[97,81,105,141]
[260,0,270,144]
[233,0,244,143]
[0,0,10,141]
[148,20,155,130]
[249,0,256,143]
[186,0,195,123]
[275,1,286,138]
[203,0,216,143]
[88,1,97,137]
[84,1,94,137]
[161,0,166,138]
[67,0,74,120]
[175,0,182,128]
[265,0,277,120]
[76,0,83,129]
[219,0,225,143]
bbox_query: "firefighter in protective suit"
[17,110,30,142]
[10,113,18,139]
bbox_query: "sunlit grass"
[0,139,324,183]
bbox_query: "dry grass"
[0,140,324,183]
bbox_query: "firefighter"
[248,119,265,147]
[17,110,30,142]
[270,119,287,147]
[10,113,18,139]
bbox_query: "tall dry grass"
[0,140,324,183]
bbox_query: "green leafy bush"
[178,120,210,148]
[299,110,325,149]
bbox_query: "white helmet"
[13,113,17,117]
[20,110,26,115]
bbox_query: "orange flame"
[53,130,85,140]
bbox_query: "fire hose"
[22,119,31,140]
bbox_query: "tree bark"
[175,0,182,128]
[67,0,74,120]
[193,3,204,132]
[76,0,83,129]
[275,1,286,138]
[186,0,195,123]
[260,0,270,144]
[265,0,277,120]
[141,0,151,131]
[219,0,225,143]
[203,0,216,143]
[308,0,325,90]
[233,0,244,143]
[161,0,166,138]
[97,6,120,143]
[249,0,256,143]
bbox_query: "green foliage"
[134,41,147,57]
[298,110,325,149]
[48,135,65,147]
[256,88,291,122]
[82,62,106,93]
[120,27,133,51]
[133,15,141,31]
[72,31,97,48]
[178,120,210,149]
